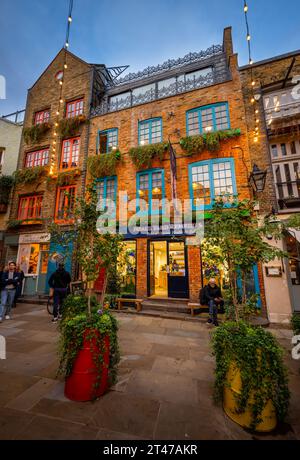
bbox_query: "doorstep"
[113,307,221,323]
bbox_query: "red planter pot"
[64,329,110,402]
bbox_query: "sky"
[0,0,299,116]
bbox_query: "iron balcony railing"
[264,87,300,123]
[277,180,300,209]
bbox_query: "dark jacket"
[202,284,222,303]
[1,270,22,289]
[48,269,71,289]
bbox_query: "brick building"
[240,51,300,323]
[86,27,263,308]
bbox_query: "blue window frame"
[138,118,162,145]
[237,265,262,308]
[136,169,165,215]
[95,176,117,212]
[98,129,118,154]
[189,158,237,210]
[186,102,230,136]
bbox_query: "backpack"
[199,287,207,306]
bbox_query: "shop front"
[17,232,50,295]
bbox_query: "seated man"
[201,278,223,327]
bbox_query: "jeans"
[208,299,218,322]
[53,288,68,318]
[0,289,16,318]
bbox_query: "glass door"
[167,241,188,298]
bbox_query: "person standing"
[13,264,25,308]
[48,263,71,323]
[201,278,223,327]
[0,261,21,322]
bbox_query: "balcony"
[277,180,300,210]
[264,88,300,129]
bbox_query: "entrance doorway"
[148,240,189,298]
[286,233,300,312]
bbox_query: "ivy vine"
[212,321,290,430]
[23,122,52,145]
[58,115,87,138]
[291,314,300,335]
[87,150,121,178]
[180,128,241,156]
[0,175,14,205]
[129,142,168,169]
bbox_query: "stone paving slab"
[0,303,299,440]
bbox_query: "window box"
[129,142,168,169]
[58,115,87,138]
[14,165,49,185]
[180,129,241,156]
[23,122,52,145]
[87,150,121,178]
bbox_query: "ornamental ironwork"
[115,44,223,85]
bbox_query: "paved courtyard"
[0,303,299,440]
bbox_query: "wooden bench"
[188,303,207,317]
[117,298,143,312]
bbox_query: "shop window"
[55,186,76,222]
[25,148,49,168]
[18,195,43,220]
[98,129,118,154]
[186,102,230,135]
[189,158,237,210]
[34,109,50,125]
[61,137,80,169]
[66,98,84,118]
[118,241,136,296]
[137,169,165,215]
[139,118,162,145]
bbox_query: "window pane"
[191,164,211,206]
[213,162,234,199]
[132,84,155,106]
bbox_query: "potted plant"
[51,184,124,401]
[204,199,290,431]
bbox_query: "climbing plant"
[0,175,14,205]
[14,166,48,185]
[58,115,87,138]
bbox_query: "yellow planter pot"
[223,362,277,432]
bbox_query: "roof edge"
[239,49,300,70]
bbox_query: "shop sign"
[19,233,50,244]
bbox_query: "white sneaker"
[5,315,10,320]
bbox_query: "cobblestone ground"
[0,303,299,440]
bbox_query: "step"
[142,301,190,314]
[114,308,211,323]
[146,297,190,305]
[17,297,48,305]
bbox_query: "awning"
[288,228,300,244]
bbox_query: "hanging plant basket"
[87,150,121,178]
[58,115,88,138]
[180,129,241,156]
[55,169,81,186]
[23,122,52,145]
[129,142,168,169]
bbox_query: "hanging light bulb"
[68,16,72,22]
[64,64,68,69]
[56,110,59,115]
[251,97,255,103]
[255,109,259,114]
[65,42,69,48]
[59,81,63,86]
[247,34,251,41]
[244,4,248,12]
[252,81,255,86]
[249,59,253,65]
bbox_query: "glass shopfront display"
[119,241,136,296]
[286,233,300,312]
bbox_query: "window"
[98,129,118,154]
[109,92,131,110]
[18,195,43,220]
[55,186,76,221]
[132,84,156,106]
[271,145,278,158]
[281,143,287,156]
[61,137,80,169]
[291,141,297,155]
[139,118,162,145]
[96,177,117,211]
[189,158,236,210]
[186,103,230,135]
[66,98,84,118]
[25,148,49,168]
[137,169,165,215]
[34,110,50,125]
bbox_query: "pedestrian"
[200,278,224,327]
[48,262,71,323]
[13,264,25,308]
[0,261,21,322]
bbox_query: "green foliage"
[212,321,290,430]
[0,175,14,205]
[14,166,48,185]
[58,115,87,138]
[58,302,120,391]
[7,218,44,229]
[291,314,300,335]
[56,169,81,186]
[180,129,241,156]
[87,151,121,178]
[286,213,300,230]
[23,122,52,145]
[129,142,168,168]
[204,199,285,320]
